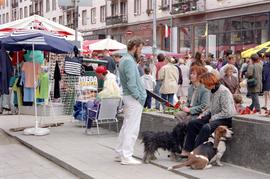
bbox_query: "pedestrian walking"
[141,67,156,108]
[115,37,146,165]
[154,53,166,110]
[247,54,263,112]
[158,57,179,108]
[262,52,270,109]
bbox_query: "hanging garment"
[11,51,25,66]
[24,50,44,64]
[64,56,82,76]
[21,62,41,88]
[12,78,22,106]
[37,72,49,99]
[0,46,13,95]
[54,61,61,99]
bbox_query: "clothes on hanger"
[54,61,61,99]
[37,72,49,100]
[0,46,13,95]
[21,61,41,88]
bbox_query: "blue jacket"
[119,53,146,106]
[263,62,270,91]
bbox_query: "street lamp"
[152,0,157,56]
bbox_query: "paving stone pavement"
[1,115,270,179]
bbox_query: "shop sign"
[79,76,98,89]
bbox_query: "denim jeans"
[154,80,162,110]
[144,94,152,109]
[0,94,10,111]
[249,92,260,112]
[161,93,174,109]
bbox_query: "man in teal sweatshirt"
[115,37,146,165]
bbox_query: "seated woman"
[180,72,235,157]
[174,65,209,124]
[220,64,239,94]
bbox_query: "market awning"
[89,38,126,51]
[241,41,270,58]
[0,15,83,43]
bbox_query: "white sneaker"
[114,156,121,162]
[121,157,142,165]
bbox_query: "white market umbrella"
[89,38,126,51]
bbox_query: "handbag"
[64,56,82,76]
[247,66,257,88]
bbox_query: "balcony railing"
[105,15,127,26]
[171,0,205,15]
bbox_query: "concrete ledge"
[113,112,270,174]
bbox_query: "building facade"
[1,0,270,57]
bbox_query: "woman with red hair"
[180,72,235,157]
[175,65,209,123]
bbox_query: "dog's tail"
[168,158,194,170]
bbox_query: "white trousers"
[116,95,143,159]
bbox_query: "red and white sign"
[165,24,171,38]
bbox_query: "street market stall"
[0,29,75,136]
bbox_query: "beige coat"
[158,63,179,94]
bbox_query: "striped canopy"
[0,30,74,54]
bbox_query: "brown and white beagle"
[168,126,233,170]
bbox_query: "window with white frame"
[82,10,87,26]
[29,5,32,14]
[100,5,106,22]
[59,15,63,24]
[161,0,169,7]
[120,2,126,16]
[46,0,50,12]
[52,17,56,22]
[111,3,118,16]
[2,14,5,24]
[134,0,141,15]
[19,8,23,19]
[147,0,152,10]
[52,0,56,10]
[5,13,8,22]
[91,8,96,24]
[24,6,27,18]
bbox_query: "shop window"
[231,17,242,31]
[208,20,219,34]
[254,14,268,29]
[218,18,231,32]
[242,15,254,29]
[179,26,192,53]
[230,31,242,44]
[219,32,230,45]
[242,30,254,44]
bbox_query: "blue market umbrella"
[0,30,74,54]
